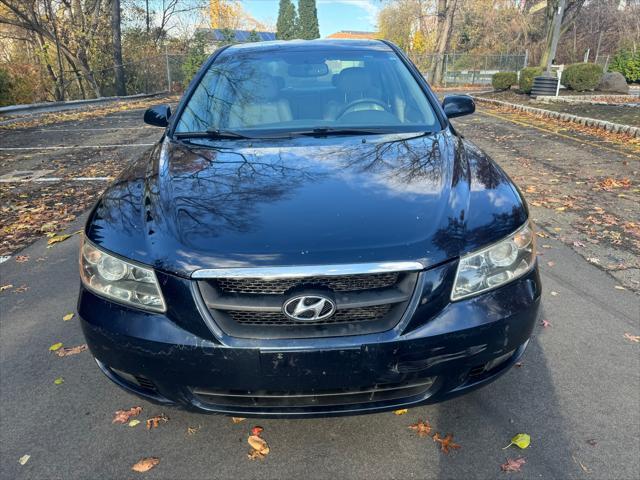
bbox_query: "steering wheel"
[336,98,389,119]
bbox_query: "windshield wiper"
[174,129,252,140]
[291,127,401,137]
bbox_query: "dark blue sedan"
[78,39,541,417]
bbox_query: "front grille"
[192,377,435,409]
[217,273,399,294]
[228,305,391,326]
[196,267,420,339]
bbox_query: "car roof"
[224,38,393,53]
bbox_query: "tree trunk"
[430,0,458,85]
[112,0,126,96]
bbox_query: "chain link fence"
[409,52,528,86]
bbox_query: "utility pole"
[545,0,566,74]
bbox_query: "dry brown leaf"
[408,419,433,437]
[231,417,246,424]
[131,457,159,473]
[13,285,29,293]
[146,413,169,429]
[55,344,88,357]
[541,319,552,328]
[15,255,29,263]
[247,435,270,460]
[433,433,461,454]
[0,284,13,292]
[112,406,142,424]
[623,333,640,343]
[501,457,526,472]
[187,425,201,435]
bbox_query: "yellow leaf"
[503,433,531,449]
[393,409,408,415]
[49,342,63,351]
[53,377,64,385]
[46,230,81,247]
[63,313,74,321]
[128,419,141,427]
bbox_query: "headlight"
[80,238,166,312]
[451,222,536,301]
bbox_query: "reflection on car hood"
[86,131,527,276]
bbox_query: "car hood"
[86,131,527,277]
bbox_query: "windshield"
[174,46,440,135]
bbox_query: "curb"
[471,96,640,138]
[0,92,165,118]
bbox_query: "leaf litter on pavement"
[131,457,159,473]
[55,344,87,357]
[146,413,169,429]
[112,406,142,424]
[247,426,270,460]
[501,457,526,472]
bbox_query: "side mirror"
[144,105,171,127]
[442,95,475,119]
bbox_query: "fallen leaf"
[18,454,30,466]
[55,344,87,357]
[541,319,552,328]
[128,419,141,427]
[112,406,143,424]
[501,457,526,472]
[433,433,461,454]
[503,433,531,449]
[587,257,600,264]
[408,419,433,437]
[53,377,64,385]
[187,425,201,435]
[247,435,270,460]
[550,291,559,296]
[0,284,13,292]
[393,409,408,415]
[251,426,264,436]
[614,286,626,290]
[547,261,555,267]
[49,342,63,352]
[586,439,597,446]
[573,240,585,247]
[146,413,169,429]
[131,457,159,473]
[14,285,29,293]
[15,255,29,263]
[47,230,81,247]
[623,333,640,343]
[231,417,246,424]
[63,313,75,321]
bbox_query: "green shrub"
[609,50,640,83]
[561,63,604,91]
[518,67,543,94]
[0,68,14,107]
[492,72,517,91]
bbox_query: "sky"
[242,0,380,37]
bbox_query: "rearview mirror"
[442,95,475,119]
[144,105,172,127]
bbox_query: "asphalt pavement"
[0,104,638,479]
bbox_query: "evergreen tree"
[298,0,320,40]
[248,30,260,42]
[276,0,298,40]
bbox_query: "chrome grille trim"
[191,261,424,279]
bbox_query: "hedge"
[561,63,604,91]
[492,72,517,91]
[518,67,543,94]
[609,50,640,83]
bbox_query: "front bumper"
[78,266,541,418]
